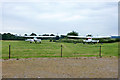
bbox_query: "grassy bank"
[1,40,118,59]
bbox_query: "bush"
[99,38,119,43]
[59,38,119,43]
[53,40,56,42]
[67,31,78,36]
[58,39,83,43]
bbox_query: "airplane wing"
[67,36,87,38]
[23,36,56,38]
[92,36,111,39]
[67,35,111,39]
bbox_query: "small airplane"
[23,36,56,43]
[67,34,111,43]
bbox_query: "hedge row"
[57,38,119,43]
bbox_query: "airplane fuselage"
[83,37,99,43]
[25,37,41,43]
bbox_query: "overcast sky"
[1,2,118,36]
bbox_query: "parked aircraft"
[24,36,56,43]
[67,34,111,43]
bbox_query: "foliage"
[50,34,55,36]
[56,36,59,40]
[67,31,78,36]
[24,34,27,36]
[59,38,120,43]
[2,33,25,40]
[30,33,37,36]
[58,39,83,43]
[60,35,67,39]
[42,34,49,36]
[99,38,120,43]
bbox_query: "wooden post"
[99,45,102,58]
[9,45,11,59]
[61,45,62,57]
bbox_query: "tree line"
[1,31,119,43]
[1,31,78,40]
[0,33,56,40]
[1,33,25,40]
[25,33,55,36]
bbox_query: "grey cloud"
[2,2,118,36]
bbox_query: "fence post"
[61,45,62,57]
[9,45,11,59]
[99,45,102,58]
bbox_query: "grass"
[1,40,118,59]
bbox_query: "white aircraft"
[24,36,56,43]
[68,34,111,43]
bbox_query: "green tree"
[50,34,55,36]
[0,33,2,40]
[30,33,37,36]
[24,34,27,36]
[42,34,49,36]
[67,31,78,36]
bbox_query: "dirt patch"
[2,57,118,78]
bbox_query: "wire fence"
[2,44,105,59]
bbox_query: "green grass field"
[1,40,118,59]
